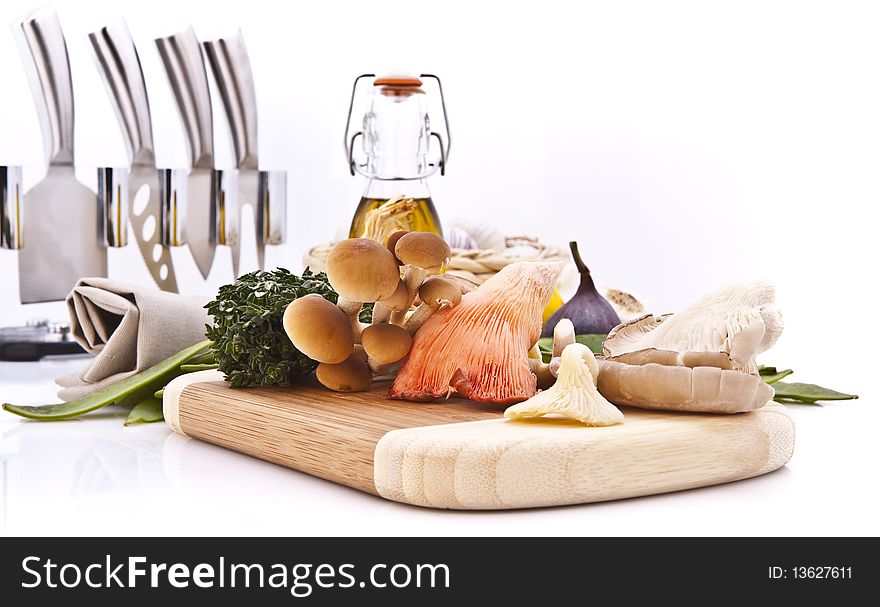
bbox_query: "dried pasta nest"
[304,236,568,284]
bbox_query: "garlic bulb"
[449,219,506,252]
[446,226,478,250]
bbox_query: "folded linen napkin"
[56,277,210,401]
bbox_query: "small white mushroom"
[404,276,462,334]
[527,318,576,389]
[549,318,576,378]
[505,343,624,426]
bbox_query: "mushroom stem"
[403,303,434,334]
[553,318,576,357]
[550,318,577,378]
[528,344,555,390]
[369,358,404,378]
[390,266,427,325]
[372,304,392,324]
[337,298,366,343]
[403,276,464,335]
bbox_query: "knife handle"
[155,27,213,169]
[202,30,259,170]
[13,8,75,166]
[88,22,155,166]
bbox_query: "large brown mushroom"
[316,353,373,392]
[283,295,354,364]
[325,238,401,341]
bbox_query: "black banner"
[0,537,875,604]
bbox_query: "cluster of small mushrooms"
[283,231,467,392]
[285,228,785,425]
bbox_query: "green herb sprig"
[205,268,337,388]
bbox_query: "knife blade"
[155,27,217,280]
[13,9,107,303]
[203,30,286,275]
[88,21,178,292]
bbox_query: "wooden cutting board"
[164,370,795,510]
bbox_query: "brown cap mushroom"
[404,276,462,334]
[390,232,451,325]
[325,238,401,302]
[394,232,451,270]
[419,276,462,308]
[385,230,409,264]
[283,295,354,364]
[361,323,413,365]
[326,238,401,342]
[316,353,373,392]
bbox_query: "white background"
[1,0,878,536]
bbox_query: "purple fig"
[541,241,621,337]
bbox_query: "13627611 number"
[792,566,853,579]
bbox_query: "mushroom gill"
[389,262,562,404]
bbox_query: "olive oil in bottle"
[349,196,442,240]
[344,75,451,241]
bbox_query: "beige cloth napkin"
[56,278,211,401]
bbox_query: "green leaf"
[124,397,164,426]
[760,368,793,384]
[773,398,823,406]
[538,334,606,362]
[2,340,212,421]
[153,389,164,399]
[772,381,858,404]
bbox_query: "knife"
[88,21,178,292]
[202,30,286,275]
[155,27,217,280]
[12,8,107,303]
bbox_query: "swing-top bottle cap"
[373,74,422,87]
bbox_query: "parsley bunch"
[205,268,337,387]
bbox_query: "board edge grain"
[373,402,796,510]
[163,369,227,436]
